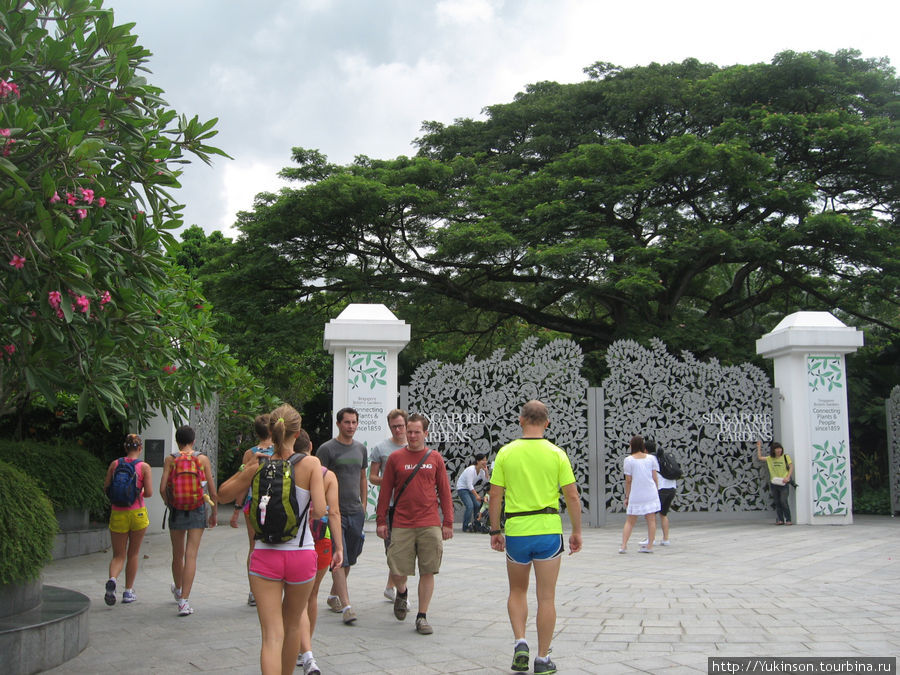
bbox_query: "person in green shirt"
[756,440,794,525]
[489,400,582,675]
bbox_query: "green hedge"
[853,485,892,515]
[0,461,57,584]
[0,439,108,519]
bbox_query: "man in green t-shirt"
[489,400,582,675]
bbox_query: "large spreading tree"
[232,49,898,364]
[0,0,264,429]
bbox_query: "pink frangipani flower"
[0,129,9,137]
[99,290,111,306]
[0,80,19,97]
[80,187,94,204]
[9,254,25,269]
[3,344,15,356]
[66,192,76,206]
[98,197,107,207]
[75,295,90,313]
[49,191,61,204]
[75,208,88,219]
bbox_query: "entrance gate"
[402,338,777,526]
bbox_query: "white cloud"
[218,161,290,238]
[103,0,900,238]
[436,0,498,24]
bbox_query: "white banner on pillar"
[346,348,391,520]
[346,349,390,449]
[807,354,850,515]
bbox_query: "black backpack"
[657,448,683,480]
[107,458,140,507]
[249,454,309,545]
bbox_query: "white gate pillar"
[757,311,863,525]
[323,303,410,450]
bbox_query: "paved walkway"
[42,512,900,674]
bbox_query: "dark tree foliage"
[232,50,898,370]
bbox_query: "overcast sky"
[104,0,899,238]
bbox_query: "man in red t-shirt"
[376,413,453,636]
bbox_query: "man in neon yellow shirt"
[489,400,582,675]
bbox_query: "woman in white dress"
[620,435,661,553]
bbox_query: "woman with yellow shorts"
[103,434,153,605]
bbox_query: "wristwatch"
[490,529,502,535]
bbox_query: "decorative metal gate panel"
[887,385,900,515]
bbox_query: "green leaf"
[0,157,29,189]
[72,138,104,159]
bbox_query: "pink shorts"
[249,548,317,584]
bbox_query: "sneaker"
[342,607,357,624]
[177,599,193,616]
[247,592,256,607]
[104,579,117,606]
[302,656,320,675]
[659,540,670,546]
[383,587,396,602]
[122,589,136,604]
[511,642,529,672]
[638,547,654,554]
[326,595,342,613]
[639,538,651,546]
[415,616,433,635]
[534,656,557,674]
[393,590,409,620]
[170,583,182,603]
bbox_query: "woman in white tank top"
[219,404,326,675]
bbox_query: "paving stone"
[39,513,900,674]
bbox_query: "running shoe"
[533,656,557,674]
[122,590,136,604]
[393,591,409,620]
[326,595,342,613]
[104,579,116,606]
[177,599,193,616]
[170,583,182,602]
[415,617,433,635]
[247,591,256,607]
[511,642,529,671]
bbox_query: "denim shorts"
[168,505,207,530]
[340,511,366,567]
[505,533,564,565]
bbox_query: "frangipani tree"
[0,0,264,428]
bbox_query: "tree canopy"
[233,50,898,364]
[0,0,264,428]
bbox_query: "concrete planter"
[0,578,42,619]
[0,582,90,675]
[55,508,88,532]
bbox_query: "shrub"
[0,461,56,584]
[0,439,108,520]
[852,485,892,515]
